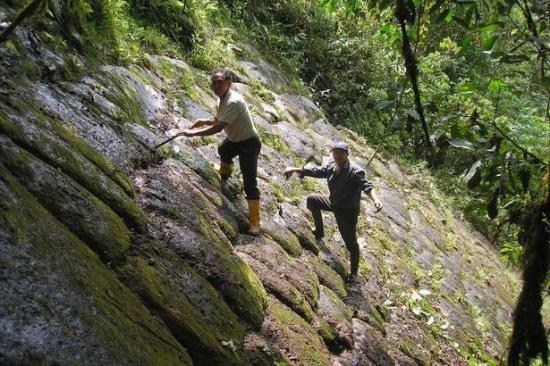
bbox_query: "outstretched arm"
[284,164,328,180]
[284,167,303,180]
[178,120,227,137]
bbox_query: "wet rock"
[236,236,319,322]
[262,212,302,257]
[241,60,289,92]
[241,332,285,366]
[346,319,395,366]
[0,137,130,262]
[0,163,191,365]
[305,253,347,298]
[316,286,353,351]
[102,65,167,122]
[279,202,319,254]
[0,113,146,232]
[32,82,144,170]
[275,93,321,125]
[261,298,332,366]
[276,121,317,161]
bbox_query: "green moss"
[165,206,184,221]
[309,256,347,298]
[268,301,331,366]
[0,162,191,365]
[0,113,147,232]
[51,122,137,198]
[122,256,243,365]
[98,71,148,126]
[263,222,302,257]
[0,139,131,262]
[259,129,291,154]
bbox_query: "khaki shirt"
[217,90,258,142]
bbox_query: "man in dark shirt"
[284,142,382,283]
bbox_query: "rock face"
[0,8,518,365]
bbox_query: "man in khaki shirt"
[178,68,262,235]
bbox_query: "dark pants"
[218,136,261,199]
[307,194,360,276]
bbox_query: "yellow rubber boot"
[214,161,233,181]
[247,199,260,236]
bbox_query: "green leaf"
[488,79,507,93]
[374,100,393,110]
[499,54,530,64]
[459,83,479,92]
[464,160,482,189]
[412,0,421,7]
[541,76,550,92]
[483,35,497,50]
[407,29,418,42]
[460,34,473,50]
[445,8,453,22]
[436,8,451,23]
[448,138,474,150]
[465,4,475,26]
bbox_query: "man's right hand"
[283,167,300,180]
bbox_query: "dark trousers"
[306,194,360,276]
[218,136,261,199]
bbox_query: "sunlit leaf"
[418,289,432,296]
[459,82,479,92]
[488,78,507,92]
[374,100,393,110]
[464,160,482,189]
[448,139,474,150]
[483,35,497,50]
[445,8,453,22]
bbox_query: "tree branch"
[0,0,44,44]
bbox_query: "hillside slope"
[0,8,519,365]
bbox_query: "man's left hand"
[373,200,382,212]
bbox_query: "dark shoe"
[312,228,324,240]
[346,273,358,285]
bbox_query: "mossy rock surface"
[262,213,302,257]
[261,298,332,366]
[279,202,319,254]
[0,136,130,262]
[0,162,191,365]
[316,285,353,350]
[305,253,347,298]
[138,159,242,244]
[136,162,267,327]
[236,236,319,322]
[0,112,146,232]
[120,238,244,366]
